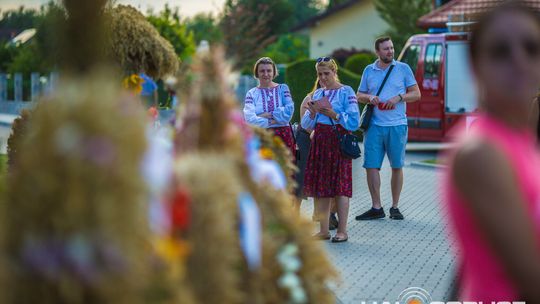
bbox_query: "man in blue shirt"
[356,37,421,220]
[140,72,158,108]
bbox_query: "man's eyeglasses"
[317,57,331,63]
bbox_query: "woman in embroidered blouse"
[301,57,360,243]
[243,57,295,157]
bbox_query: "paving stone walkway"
[301,156,459,303]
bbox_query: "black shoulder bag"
[330,119,361,159]
[358,64,395,133]
[322,89,361,160]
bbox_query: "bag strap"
[288,123,297,148]
[375,64,395,97]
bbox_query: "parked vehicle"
[398,31,478,141]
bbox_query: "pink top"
[443,115,540,301]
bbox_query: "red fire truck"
[398,31,478,141]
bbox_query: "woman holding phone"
[301,57,360,243]
[243,57,295,157]
[296,81,339,230]
[443,2,540,301]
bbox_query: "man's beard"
[381,56,393,64]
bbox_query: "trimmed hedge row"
[344,53,376,75]
[285,59,362,123]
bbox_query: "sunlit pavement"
[301,152,458,303]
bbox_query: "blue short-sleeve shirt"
[140,73,158,97]
[358,60,417,127]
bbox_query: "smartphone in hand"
[318,97,332,110]
[377,102,395,111]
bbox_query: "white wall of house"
[308,1,389,58]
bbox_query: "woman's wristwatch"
[335,113,340,121]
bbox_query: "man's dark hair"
[375,36,392,51]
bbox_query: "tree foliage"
[221,0,321,71]
[185,13,223,45]
[0,3,64,74]
[220,0,276,70]
[146,5,196,62]
[0,6,39,32]
[263,34,309,64]
[289,0,323,27]
[327,0,349,10]
[374,0,431,54]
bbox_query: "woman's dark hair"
[469,1,540,66]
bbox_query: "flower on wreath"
[259,147,275,160]
[154,237,191,265]
[122,74,143,94]
[276,243,307,304]
[170,186,191,234]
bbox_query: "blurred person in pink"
[443,2,540,302]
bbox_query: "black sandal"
[331,234,348,243]
[312,233,331,240]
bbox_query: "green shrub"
[344,53,377,75]
[285,59,362,123]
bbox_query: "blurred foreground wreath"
[0,73,192,304]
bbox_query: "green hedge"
[344,53,376,75]
[285,59,362,123]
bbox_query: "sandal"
[331,234,348,243]
[312,233,331,240]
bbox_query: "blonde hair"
[309,79,321,97]
[314,58,340,88]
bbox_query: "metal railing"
[0,72,256,116]
[0,72,58,102]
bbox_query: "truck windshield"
[445,41,478,113]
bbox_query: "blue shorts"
[363,125,408,169]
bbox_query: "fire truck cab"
[398,32,478,141]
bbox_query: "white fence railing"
[0,72,58,103]
[0,72,256,115]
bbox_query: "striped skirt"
[303,124,353,198]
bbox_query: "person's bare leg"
[366,168,382,208]
[316,198,331,236]
[330,199,337,213]
[391,168,403,208]
[335,196,349,239]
